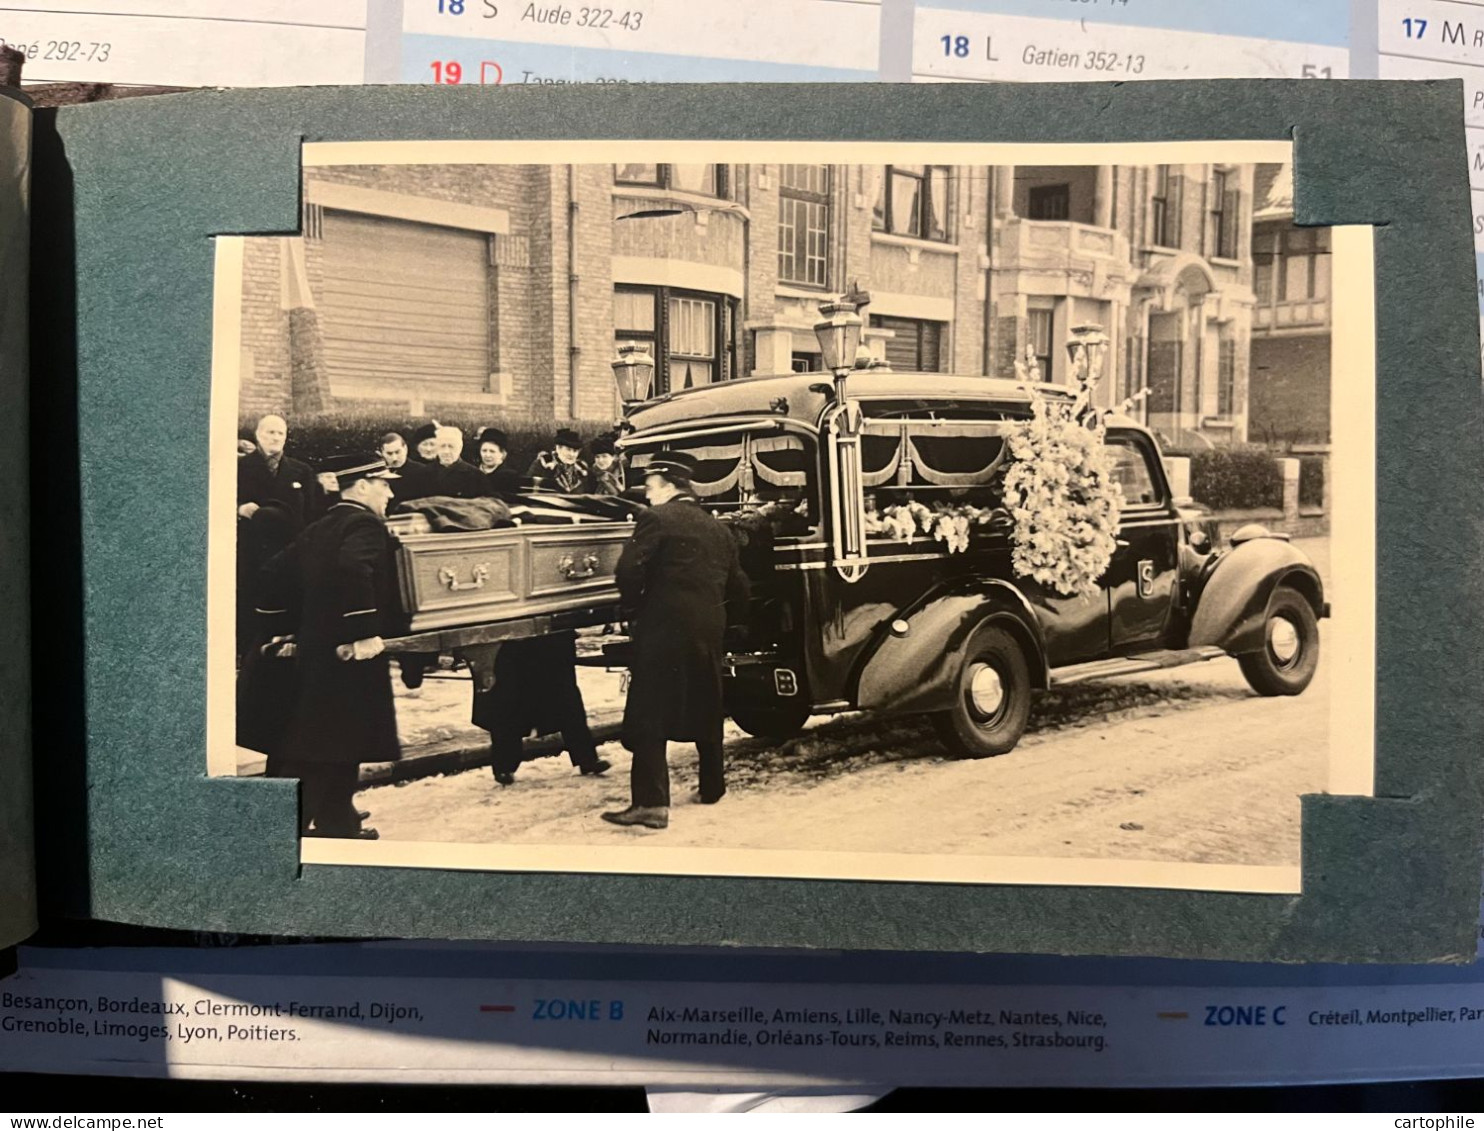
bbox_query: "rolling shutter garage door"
[319,210,491,394]
[874,315,943,373]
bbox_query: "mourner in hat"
[526,427,591,494]
[409,421,440,465]
[471,425,536,495]
[378,431,434,506]
[471,630,611,787]
[603,450,749,831]
[255,453,403,840]
[587,434,627,496]
[428,424,489,499]
[236,414,318,659]
[474,427,509,474]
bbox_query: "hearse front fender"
[1187,535,1326,656]
[854,578,1049,715]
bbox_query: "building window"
[791,352,822,373]
[1209,169,1237,259]
[1254,232,1276,302]
[614,286,659,372]
[1151,165,1177,249]
[669,294,717,388]
[778,164,831,287]
[871,314,945,373]
[1027,306,1055,382]
[1282,227,1331,300]
[614,163,729,197]
[615,284,738,395]
[1027,184,1071,221]
[1255,227,1332,303]
[872,165,952,240]
[1217,337,1236,419]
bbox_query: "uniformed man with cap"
[603,450,749,830]
[256,452,404,840]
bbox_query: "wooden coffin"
[390,519,633,633]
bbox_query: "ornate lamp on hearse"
[815,287,870,583]
[610,340,657,442]
[611,340,657,409]
[1065,322,1111,426]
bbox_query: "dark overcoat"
[235,498,305,739]
[616,495,748,747]
[470,630,586,741]
[238,449,318,528]
[258,501,403,766]
[477,465,537,496]
[388,458,436,506]
[236,497,306,652]
[427,457,489,500]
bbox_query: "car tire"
[931,624,1032,759]
[1238,585,1320,697]
[726,691,813,742]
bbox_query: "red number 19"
[431,60,462,83]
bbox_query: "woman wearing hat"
[471,425,536,496]
[408,421,440,465]
[603,450,749,830]
[526,427,591,494]
[587,434,627,497]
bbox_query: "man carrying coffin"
[257,453,403,840]
[603,451,749,830]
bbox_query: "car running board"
[1049,645,1229,687]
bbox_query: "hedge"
[1184,448,1284,512]
[239,409,620,472]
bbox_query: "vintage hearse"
[381,368,1327,760]
[609,369,1329,758]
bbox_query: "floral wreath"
[861,345,1126,597]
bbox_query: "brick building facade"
[237,160,1309,447]
[1247,163,1334,447]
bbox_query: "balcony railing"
[999,218,1130,267]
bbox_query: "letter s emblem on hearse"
[1137,560,1155,599]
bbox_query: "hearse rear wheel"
[1238,585,1320,697]
[932,625,1032,759]
[726,692,813,742]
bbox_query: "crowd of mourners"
[235,413,748,844]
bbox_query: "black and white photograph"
[207,140,1375,891]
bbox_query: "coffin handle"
[558,553,601,581]
[438,562,491,592]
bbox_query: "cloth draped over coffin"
[629,434,809,498]
[393,493,641,531]
[392,495,513,531]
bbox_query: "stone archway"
[1137,255,1220,444]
